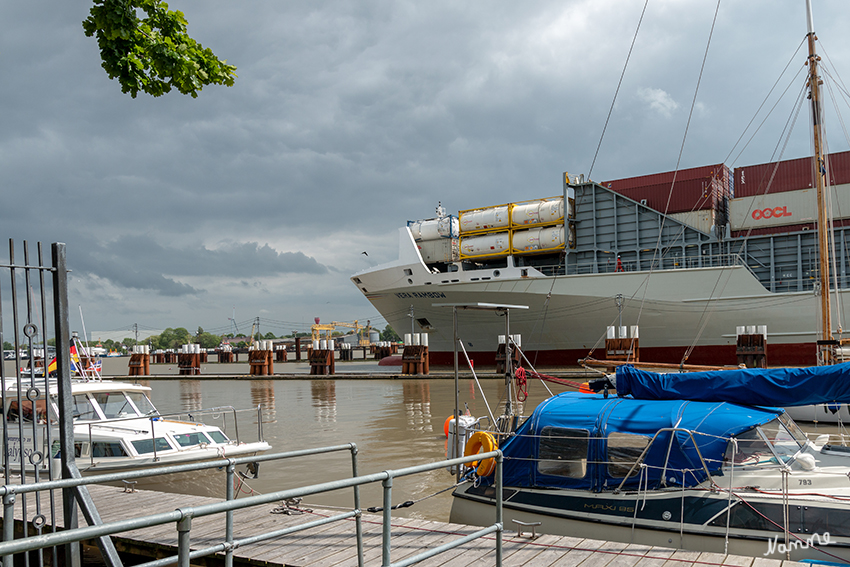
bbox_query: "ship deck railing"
[523,251,850,292]
[0,445,505,567]
[524,252,746,277]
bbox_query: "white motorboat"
[2,377,271,496]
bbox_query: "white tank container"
[459,232,510,258]
[511,226,566,253]
[459,206,510,233]
[409,216,459,241]
[511,198,565,227]
[417,238,459,263]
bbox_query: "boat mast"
[806,0,833,364]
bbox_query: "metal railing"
[521,252,746,277]
[0,446,504,567]
[79,405,264,464]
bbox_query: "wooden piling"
[178,353,200,375]
[128,353,149,376]
[249,350,274,376]
[401,345,429,375]
[494,344,521,375]
[309,349,335,375]
[737,333,767,368]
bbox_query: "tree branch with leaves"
[83,0,236,98]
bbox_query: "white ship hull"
[353,228,848,367]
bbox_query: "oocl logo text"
[752,206,792,220]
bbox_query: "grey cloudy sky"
[3,0,850,339]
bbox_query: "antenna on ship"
[806,0,834,364]
[435,201,446,218]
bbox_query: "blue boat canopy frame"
[498,392,781,492]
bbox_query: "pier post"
[381,475,393,567]
[176,514,193,567]
[225,462,235,567]
[3,493,15,567]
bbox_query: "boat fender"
[796,453,816,471]
[443,416,453,438]
[464,431,498,477]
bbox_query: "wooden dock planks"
[5,485,809,567]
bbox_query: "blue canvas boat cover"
[499,392,779,491]
[615,364,850,407]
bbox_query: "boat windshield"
[126,392,156,415]
[760,416,806,460]
[91,392,141,419]
[725,417,805,466]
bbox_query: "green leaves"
[83,0,236,98]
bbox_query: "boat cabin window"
[5,400,50,424]
[91,442,127,458]
[91,392,137,419]
[607,433,651,477]
[72,394,99,420]
[126,392,156,415]
[132,438,173,455]
[173,432,211,447]
[207,430,229,443]
[51,440,83,459]
[537,426,588,478]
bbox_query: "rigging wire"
[628,0,723,364]
[587,0,650,181]
[723,39,807,168]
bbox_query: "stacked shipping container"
[733,150,850,196]
[729,150,850,237]
[601,163,733,215]
[601,151,850,238]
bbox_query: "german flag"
[46,342,79,375]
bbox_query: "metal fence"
[0,446,504,567]
[0,240,77,567]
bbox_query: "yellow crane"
[310,320,372,346]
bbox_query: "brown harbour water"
[138,373,574,522]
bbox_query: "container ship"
[351,151,850,367]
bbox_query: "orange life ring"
[463,431,498,477]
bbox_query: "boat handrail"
[612,427,715,494]
[79,405,263,466]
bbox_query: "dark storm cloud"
[66,236,328,295]
[3,0,850,330]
